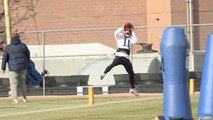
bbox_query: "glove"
[123,22,134,31]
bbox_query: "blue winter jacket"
[1,36,30,71]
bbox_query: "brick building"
[13,0,213,52]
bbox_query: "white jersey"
[114,27,137,59]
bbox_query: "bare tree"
[0,0,39,52]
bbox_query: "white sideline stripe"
[0,96,162,117]
[0,106,24,108]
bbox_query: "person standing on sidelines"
[1,33,30,103]
[100,22,139,96]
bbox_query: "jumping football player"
[100,22,139,96]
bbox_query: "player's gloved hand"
[123,22,134,32]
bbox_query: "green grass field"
[0,94,199,120]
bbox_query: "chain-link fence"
[18,24,213,51]
[0,71,202,96]
[1,24,212,97]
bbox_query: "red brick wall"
[193,0,213,50]
[13,0,213,52]
[17,0,147,53]
[171,0,187,24]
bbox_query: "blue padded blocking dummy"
[198,33,213,119]
[160,27,193,120]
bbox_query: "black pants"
[104,56,135,89]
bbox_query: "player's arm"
[131,32,138,44]
[114,27,123,40]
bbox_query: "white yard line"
[0,96,162,117]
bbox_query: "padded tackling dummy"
[198,33,213,119]
[160,27,193,120]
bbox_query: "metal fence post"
[42,32,46,96]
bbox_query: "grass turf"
[0,94,199,120]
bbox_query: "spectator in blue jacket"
[1,33,30,103]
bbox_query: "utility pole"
[4,0,11,44]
